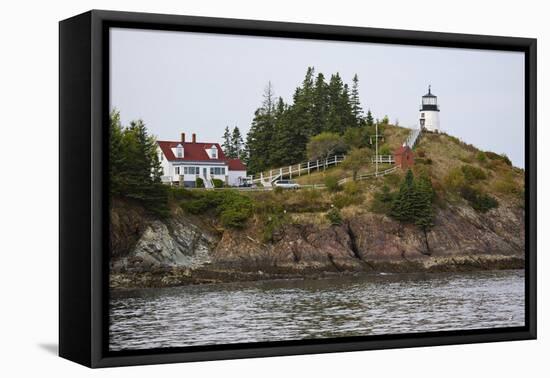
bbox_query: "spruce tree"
[109,109,125,195]
[221,126,232,157]
[414,172,435,231]
[365,110,374,127]
[245,82,277,174]
[326,73,345,134]
[350,74,364,126]
[391,169,417,222]
[231,126,244,159]
[312,73,329,135]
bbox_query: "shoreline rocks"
[110,199,524,290]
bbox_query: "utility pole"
[375,122,379,176]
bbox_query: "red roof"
[157,140,246,171]
[227,159,247,171]
[158,141,226,162]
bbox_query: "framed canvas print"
[59,10,536,368]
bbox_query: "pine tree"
[350,74,364,126]
[312,72,329,135]
[326,73,345,134]
[365,110,374,127]
[231,126,244,159]
[391,169,417,222]
[414,172,435,231]
[221,126,232,157]
[109,109,125,195]
[245,82,277,174]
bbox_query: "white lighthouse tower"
[419,85,440,132]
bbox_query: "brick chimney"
[180,132,186,143]
[192,133,196,143]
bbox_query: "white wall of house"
[158,147,173,183]
[158,147,246,186]
[228,170,247,186]
[166,162,229,185]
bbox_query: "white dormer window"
[207,145,218,159]
[176,144,184,158]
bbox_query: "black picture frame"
[59,9,537,368]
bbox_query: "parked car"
[273,180,300,189]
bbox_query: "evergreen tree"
[391,169,417,222]
[245,82,277,174]
[312,72,329,135]
[414,172,435,231]
[231,126,244,159]
[390,169,435,253]
[109,112,168,216]
[245,69,373,171]
[350,74,364,126]
[326,73,345,134]
[221,126,232,157]
[109,109,125,195]
[271,67,316,166]
[365,110,374,127]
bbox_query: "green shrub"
[383,173,401,189]
[476,151,487,163]
[379,144,392,156]
[220,208,250,228]
[461,164,487,183]
[332,193,362,209]
[212,178,225,188]
[370,184,394,214]
[459,155,474,164]
[415,158,433,165]
[326,207,343,225]
[195,177,205,188]
[169,187,194,201]
[181,190,253,228]
[258,203,287,242]
[459,186,498,213]
[444,167,466,190]
[324,175,341,192]
[485,151,512,166]
[493,174,521,196]
[343,181,360,196]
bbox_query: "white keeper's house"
[157,132,247,188]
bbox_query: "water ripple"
[109,270,525,351]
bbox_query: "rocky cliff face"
[110,198,524,287]
[110,200,219,272]
[211,201,524,273]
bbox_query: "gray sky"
[110,28,525,167]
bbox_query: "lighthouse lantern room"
[419,85,440,132]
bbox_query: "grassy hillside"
[110,124,526,284]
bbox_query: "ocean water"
[109,269,525,351]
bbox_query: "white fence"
[371,155,395,164]
[338,166,398,185]
[249,155,345,187]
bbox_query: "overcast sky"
[110,28,525,167]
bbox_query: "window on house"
[175,167,180,175]
[176,144,183,158]
[209,167,226,175]
[211,147,217,159]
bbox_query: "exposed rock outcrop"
[110,198,524,288]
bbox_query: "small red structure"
[394,144,414,170]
